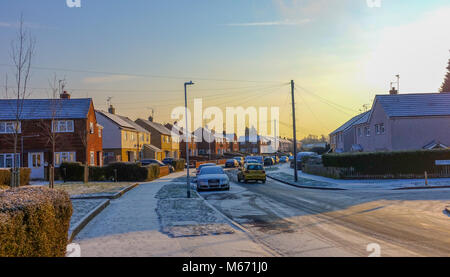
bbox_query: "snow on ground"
[74,171,271,256]
[156,183,235,237]
[270,163,450,190]
[70,199,106,229]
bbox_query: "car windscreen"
[200,167,224,175]
[247,164,263,170]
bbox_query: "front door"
[28,152,44,180]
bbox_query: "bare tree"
[36,76,65,188]
[4,15,35,188]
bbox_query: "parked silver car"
[196,166,230,191]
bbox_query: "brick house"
[165,123,198,158]
[0,94,103,180]
[225,133,240,152]
[194,127,228,156]
[330,93,450,153]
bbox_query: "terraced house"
[96,106,152,163]
[0,93,103,180]
[330,92,450,152]
[135,118,178,160]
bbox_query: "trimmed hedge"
[0,168,31,187]
[323,149,450,175]
[59,162,85,182]
[60,162,161,182]
[0,187,72,257]
[171,159,186,172]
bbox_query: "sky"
[0,0,449,139]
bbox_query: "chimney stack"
[148,116,153,122]
[60,91,71,99]
[389,87,398,95]
[108,104,116,114]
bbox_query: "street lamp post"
[184,81,195,198]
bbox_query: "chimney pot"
[60,91,71,99]
[108,105,116,114]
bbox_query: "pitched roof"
[375,93,450,117]
[96,110,136,130]
[136,119,172,136]
[143,144,162,152]
[0,98,92,120]
[330,111,370,135]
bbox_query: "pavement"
[74,170,271,257]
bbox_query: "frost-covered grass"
[55,182,132,196]
[70,199,106,229]
[156,183,234,237]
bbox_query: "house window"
[90,122,94,134]
[0,154,20,168]
[375,124,380,134]
[90,151,95,166]
[358,128,362,137]
[53,120,74,133]
[380,123,385,134]
[54,152,76,167]
[98,128,102,138]
[0,121,21,134]
[365,127,370,137]
[124,132,128,141]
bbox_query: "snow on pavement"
[74,171,271,257]
[271,163,450,190]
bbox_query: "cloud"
[82,75,138,84]
[224,19,311,27]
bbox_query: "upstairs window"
[53,120,74,133]
[365,127,370,137]
[380,123,385,134]
[0,121,21,134]
[90,122,94,134]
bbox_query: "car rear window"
[247,164,263,170]
[200,167,224,175]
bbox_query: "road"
[200,169,450,257]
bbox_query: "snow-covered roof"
[330,111,369,135]
[0,98,92,120]
[375,93,450,118]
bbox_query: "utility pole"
[291,80,298,182]
[184,81,194,198]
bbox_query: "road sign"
[435,160,450,166]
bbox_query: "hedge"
[60,162,161,182]
[0,168,31,187]
[322,149,450,175]
[0,187,72,257]
[171,159,185,172]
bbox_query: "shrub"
[59,162,85,182]
[105,162,148,182]
[145,164,160,181]
[0,168,31,187]
[323,149,450,175]
[89,166,108,182]
[171,159,185,172]
[0,187,72,257]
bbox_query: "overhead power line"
[0,63,283,84]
